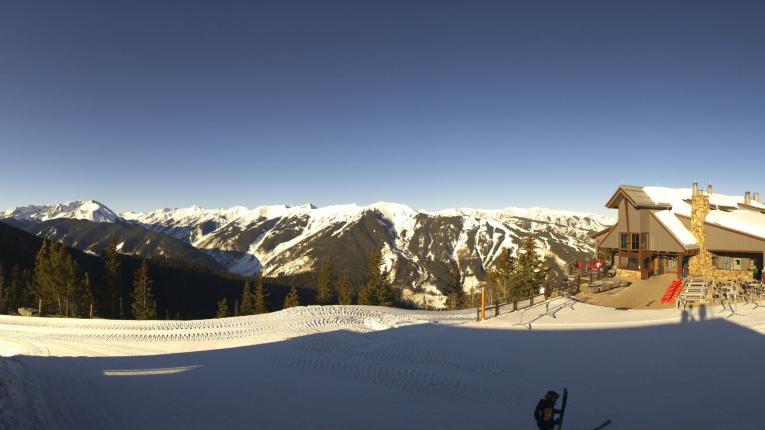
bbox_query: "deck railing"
[476,280,580,321]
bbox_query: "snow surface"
[2,300,765,429]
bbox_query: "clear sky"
[1,1,763,215]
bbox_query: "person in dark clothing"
[534,390,561,430]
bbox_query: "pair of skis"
[556,387,611,430]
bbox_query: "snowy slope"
[124,202,613,296]
[2,300,764,429]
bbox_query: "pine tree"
[5,266,19,314]
[103,234,122,318]
[73,272,95,318]
[358,249,380,305]
[216,298,229,318]
[31,240,52,314]
[56,243,81,317]
[513,236,548,298]
[315,257,336,305]
[445,260,465,310]
[337,276,353,305]
[239,280,254,315]
[7,266,28,313]
[0,265,6,314]
[253,273,268,314]
[131,259,156,320]
[283,286,300,309]
[358,249,394,306]
[485,247,517,302]
[376,273,395,307]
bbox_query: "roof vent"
[744,191,751,205]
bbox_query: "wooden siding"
[677,218,765,252]
[646,212,685,253]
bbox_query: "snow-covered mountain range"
[2,200,613,304]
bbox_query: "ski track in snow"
[3,300,765,429]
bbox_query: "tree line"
[0,237,158,319]
[0,230,549,319]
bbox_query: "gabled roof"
[605,185,765,248]
[605,185,672,210]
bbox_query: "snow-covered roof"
[640,186,765,244]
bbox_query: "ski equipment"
[556,387,568,430]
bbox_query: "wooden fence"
[476,280,580,321]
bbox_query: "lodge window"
[640,233,648,250]
[619,232,648,250]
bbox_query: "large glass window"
[631,233,640,250]
[620,232,648,250]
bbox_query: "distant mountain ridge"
[2,200,613,306]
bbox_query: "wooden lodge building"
[592,183,765,281]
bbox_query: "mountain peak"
[1,200,119,223]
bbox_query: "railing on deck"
[476,280,580,321]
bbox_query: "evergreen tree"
[5,266,18,314]
[283,286,300,309]
[73,272,95,318]
[103,234,122,318]
[337,275,353,305]
[376,273,395,307]
[239,280,254,315]
[56,242,81,317]
[485,247,517,301]
[131,259,156,320]
[216,298,229,318]
[315,257,336,305]
[30,241,79,315]
[253,273,268,314]
[0,265,5,314]
[31,240,52,314]
[7,266,28,313]
[445,260,465,310]
[358,249,394,306]
[513,236,548,298]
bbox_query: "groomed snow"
[2,300,765,429]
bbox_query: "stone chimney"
[706,184,713,194]
[755,192,761,203]
[689,183,712,278]
[692,182,699,196]
[744,191,751,205]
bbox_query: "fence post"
[480,286,485,321]
[495,301,499,317]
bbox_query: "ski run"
[3,299,765,429]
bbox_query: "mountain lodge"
[592,183,765,281]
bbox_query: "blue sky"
[1,1,763,215]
